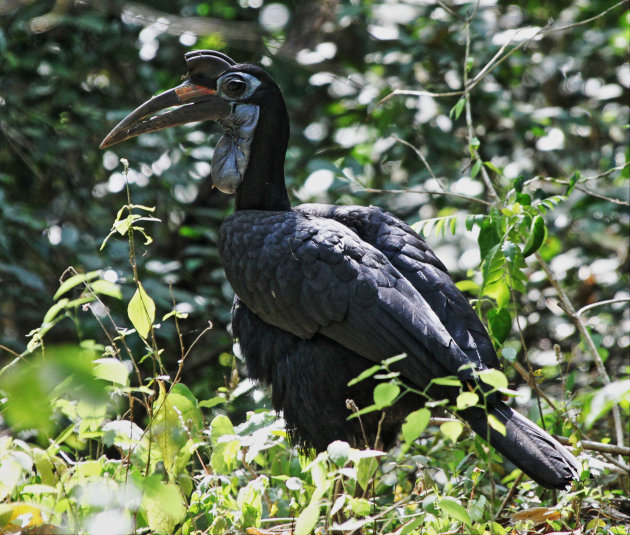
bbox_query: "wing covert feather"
[219,209,483,387]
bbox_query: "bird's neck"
[234,104,291,212]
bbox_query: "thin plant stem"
[535,252,626,451]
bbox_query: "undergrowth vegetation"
[1,1,629,534]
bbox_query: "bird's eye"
[222,78,247,98]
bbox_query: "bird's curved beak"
[99,80,231,149]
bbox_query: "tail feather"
[463,403,581,489]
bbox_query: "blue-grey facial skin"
[212,103,260,194]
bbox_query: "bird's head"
[100,50,289,197]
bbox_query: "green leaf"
[470,494,487,522]
[516,192,532,205]
[198,396,227,409]
[127,281,155,339]
[237,476,268,528]
[471,159,482,178]
[478,224,500,259]
[90,279,123,300]
[456,391,479,410]
[478,369,509,391]
[356,456,379,491]
[53,271,100,300]
[488,414,507,435]
[348,364,381,386]
[522,215,547,257]
[373,382,400,409]
[566,171,580,195]
[381,353,408,366]
[450,97,465,119]
[455,280,480,293]
[500,240,520,261]
[348,498,371,516]
[512,175,526,193]
[327,440,350,467]
[294,501,320,535]
[431,377,461,387]
[484,160,502,175]
[209,414,235,444]
[140,477,186,535]
[440,420,463,443]
[42,298,70,324]
[93,358,129,386]
[440,497,471,527]
[402,408,431,443]
[211,440,241,475]
[487,307,512,343]
[151,383,188,477]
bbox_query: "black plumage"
[100,50,581,489]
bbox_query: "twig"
[572,184,629,206]
[535,252,626,451]
[359,186,493,207]
[544,0,629,35]
[462,9,500,203]
[525,168,630,206]
[429,416,629,459]
[580,162,630,182]
[0,345,26,379]
[392,135,438,181]
[576,298,630,318]
[600,452,630,473]
[553,436,630,458]
[375,1,628,108]
[497,472,524,516]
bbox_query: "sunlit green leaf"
[357,456,379,491]
[456,391,479,410]
[53,271,101,300]
[348,497,371,516]
[440,420,463,443]
[348,364,381,386]
[127,281,155,339]
[140,476,186,535]
[478,369,509,390]
[327,440,350,467]
[402,408,431,443]
[488,414,507,435]
[93,358,129,386]
[440,497,471,527]
[373,382,400,409]
[294,501,320,535]
[237,476,268,528]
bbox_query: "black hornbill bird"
[101,50,580,489]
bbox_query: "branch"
[431,417,630,458]
[375,1,628,107]
[535,252,626,451]
[462,10,500,203]
[553,436,630,458]
[577,298,630,318]
[359,186,493,207]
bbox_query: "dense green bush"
[0,1,628,533]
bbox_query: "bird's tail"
[463,402,581,489]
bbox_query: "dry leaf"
[512,506,562,525]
